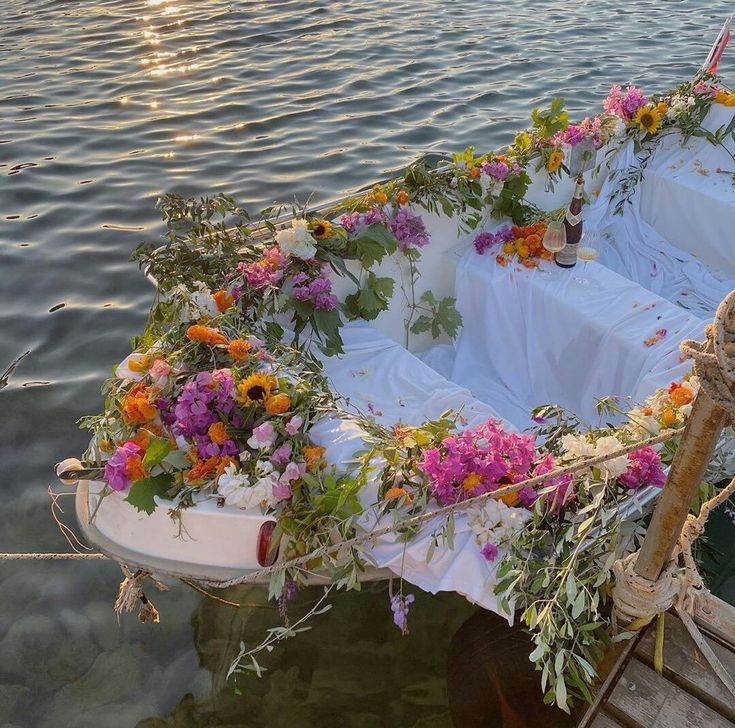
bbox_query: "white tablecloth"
[447,252,706,429]
[308,321,515,614]
[586,105,735,318]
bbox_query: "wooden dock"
[579,594,735,728]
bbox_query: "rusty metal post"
[633,391,727,581]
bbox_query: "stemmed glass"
[575,229,601,285]
[542,221,567,265]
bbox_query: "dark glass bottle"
[555,175,584,268]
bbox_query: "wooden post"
[633,391,726,581]
[634,296,735,582]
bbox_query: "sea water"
[2,1,734,725]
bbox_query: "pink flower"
[271,443,292,465]
[285,416,303,436]
[480,543,499,562]
[247,422,276,450]
[149,359,171,386]
[617,447,666,490]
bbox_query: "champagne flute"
[575,230,600,285]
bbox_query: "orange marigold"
[372,189,388,205]
[213,290,234,313]
[125,455,147,482]
[468,166,481,178]
[660,408,677,427]
[208,421,229,445]
[130,429,151,452]
[302,446,326,471]
[122,383,158,424]
[384,487,413,505]
[265,393,292,415]
[396,190,409,205]
[186,324,228,346]
[186,456,220,482]
[228,338,251,361]
[670,387,693,407]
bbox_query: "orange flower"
[540,249,553,261]
[186,456,221,482]
[372,188,388,205]
[130,429,151,452]
[495,154,508,163]
[670,387,693,407]
[396,190,409,205]
[495,254,508,267]
[265,393,292,415]
[228,338,251,361]
[122,383,158,424]
[520,258,538,268]
[213,290,234,313]
[642,406,653,416]
[500,491,521,507]
[384,487,413,505]
[302,446,326,471]
[125,454,147,482]
[127,354,152,374]
[215,456,237,477]
[525,233,542,254]
[660,408,677,427]
[186,325,228,346]
[517,243,530,259]
[468,166,481,178]
[208,421,228,445]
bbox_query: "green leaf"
[348,224,398,268]
[436,297,462,338]
[143,437,172,470]
[124,473,174,515]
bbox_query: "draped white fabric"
[586,105,735,318]
[446,252,705,429]
[309,321,514,614]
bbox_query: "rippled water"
[2,1,734,725]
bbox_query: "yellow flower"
[237,373,276,406]
[660,408,678,428]
[500,491,521,507]
[634,104,662,135]
[656,101,668,115]
[715,90,735,107]
[462,473,482,492]
[546,148,564,173]
[502,241,515,255]
[310,220,333,240]
[372,186,388,206]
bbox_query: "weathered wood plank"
[589,713,624,728]
[635,612,735,721]
[606,658,734,728]
[696,593,735,647]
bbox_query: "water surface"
[1,1,734,725]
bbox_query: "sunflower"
[634,104,662,135]
[310,219,333,240]
[237,372,276,406]
[546,148,564,173]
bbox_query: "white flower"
[276,219,317,260]
[217,464,275,510]
[560,433,596,459]
[593,436,629,478]
[467,500,530,548]
[115,352,148,381]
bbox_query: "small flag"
[703,15,732,74]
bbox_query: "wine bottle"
[555,175,584,268]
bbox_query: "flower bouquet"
[81,307,335,520]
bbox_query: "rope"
[0,552,107,560]
[199,428,680,588]
[679,290,735,417]
[611,291,735,699]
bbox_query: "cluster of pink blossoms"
[420,419,572,508]
[603,84,649,121]
[290,271,339,310]
[238,247,288,290]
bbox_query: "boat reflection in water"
[136,583,575,727]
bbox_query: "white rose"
[276,219,317,260]
[593,436,629,478]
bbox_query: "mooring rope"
[0,552,107,560]
[199,428,681,589]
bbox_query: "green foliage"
[409,291,462,339]
[124,473,175,515]
[531,97,569,139]
[344,273,395,321]
[345,223,398,267]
